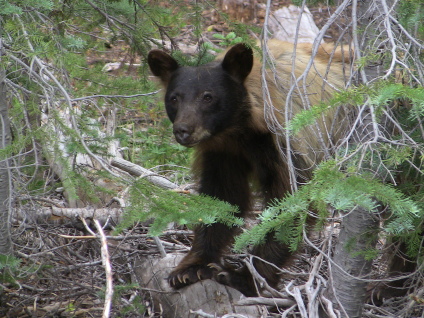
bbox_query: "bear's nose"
[173,124,193,146]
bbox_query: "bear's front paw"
[211,258,258,297]
[168,264,215,289]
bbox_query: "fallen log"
[134,254,267,317]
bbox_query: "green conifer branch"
[234,160,423,257]
[116,179,243,236]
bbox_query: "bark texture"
[135,254,266,317]
[328,207,379,317]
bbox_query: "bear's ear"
[147,50,179,83]
[221,43,253,82]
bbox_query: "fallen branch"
[14,206,123,227]
[93,219,113,318]
[285,281,308,318]
[235,296,295,307]
[111,157,178,189]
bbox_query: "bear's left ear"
[147,50,179,84]
[221,43,253,82]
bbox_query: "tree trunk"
[0,37,12,256]
[327,207,379,317]
[325,1,397,316]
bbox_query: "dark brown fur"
[147,40,349,295]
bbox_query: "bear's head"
[148,44,254,147]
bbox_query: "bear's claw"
[168,264,217,289]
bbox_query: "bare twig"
[69,91,160,102]
[94,219,113,318]
[285,281,308,318]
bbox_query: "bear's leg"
[250,134,295,290]
[250,234,294,290]
[168,151,252,289]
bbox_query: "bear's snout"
[173,123,194,146]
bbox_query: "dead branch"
[235,296,295,307]
[111,157,178,189]
[14,206,123,227]
[93,219,113,318]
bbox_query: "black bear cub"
[147,40,347,295]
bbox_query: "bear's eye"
[169,95,178,103]
[202,93,213,103]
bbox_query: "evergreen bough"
[116,179,243,236]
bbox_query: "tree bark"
[0,37,12,256]
[327,207,379,317]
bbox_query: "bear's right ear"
[147,50,179,83]
[221,43,253,82]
